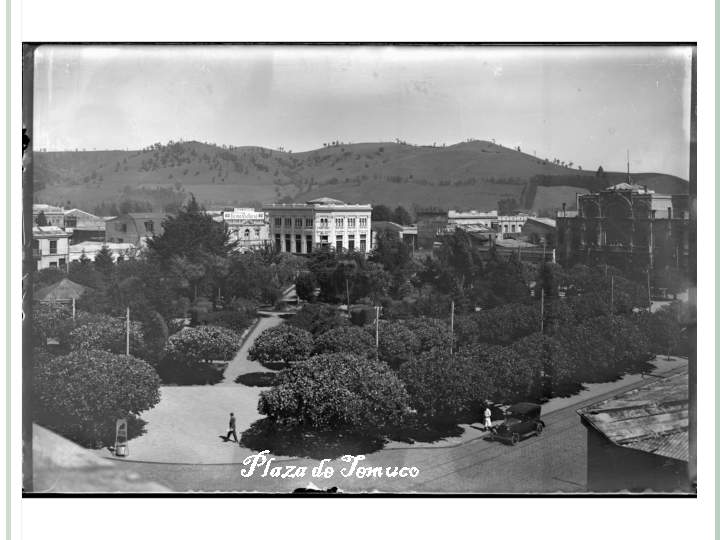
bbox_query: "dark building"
[105,213,167,245]
[415,209,448,249]
[577,369,691,492]
[556,183,690,274]
[521,217,557,248]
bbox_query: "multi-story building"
[264,197,372,254]
[521,217,557,247]
[63,208,106,244]
[105,213,167,246]
[32,226,70,270]
[33,204,65,228]
[447,209,498,229]
[556,182,690,272]
[497,213,529,238]
[214,208,269,251]
[416,209,449,249]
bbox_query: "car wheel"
[511,432,520,445]
[536,423,544,435]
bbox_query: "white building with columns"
[263,197,372,254]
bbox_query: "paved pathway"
[218,315,282,385]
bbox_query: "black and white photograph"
[19,42,699,497]
[20,42,701,497]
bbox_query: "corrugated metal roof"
[577,370,689,462]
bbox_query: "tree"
[454,303,540,347]
[371,204,394,222]
[248,325,313,368]
[258,353,409,435]
[68,314,145,357]
[392,206,413,225]
[295,271,317,302]
[313,326,376,358]
[35,211,48,226]
[368,320,420,368]
[399,350,491,423]
[93,245,115,277]
[34,350,160,447]
[163,325,241,366]
[33,267,65,291]
[401,317,452,354]
[535,262,560,299]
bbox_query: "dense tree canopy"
[248,325,314,367]
[258,353,409,435]
[313,326,377,358]
[34,350,160,447]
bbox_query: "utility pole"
[126,306,130,356]
[346,278,351,316]
[647,269,652,311]
[540,288,544,332]
[72,297,76,320]
[610,274,614,314]
[450,300,455,356]
[375,306,381,359]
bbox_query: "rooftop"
[604,182,655,194]
[35,278,88,301]
[33,225,70,237]
[526,217,557,228]
[33,204,64,213]
[577,369,689,462]
[448,210,498,219]
[70,241,136,252]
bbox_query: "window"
[49,240,57,255]
[511,224,516,233]
[360,234,367,252]
[145,220,155,233]
[32,239,39,253]
[347,217,356,228]
[254,228,261,237]
[295,234,302,253]
[305,218,313,227]
[285,234,291,252]
[320,235,329,245]
[319,217,329,228]
[295,218,303,228]
[284,218,292,228]
[348,234,355,251]
[116,223,127,233]
[359,217,367,228]
[49,262,57,268]
[275,233,281,251]
[336,235,343,252]
[335,217,344,228]
[58,258,66,267]
[65,217,77,228]
[244,229,250,238]
[306,235,313,253]
[274,217,282,227]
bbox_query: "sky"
[33,45,693,179]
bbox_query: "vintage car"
[489,402,545,445]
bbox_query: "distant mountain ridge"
[33,140,689,215]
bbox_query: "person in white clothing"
[483,405,493,431]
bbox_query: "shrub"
[164,325,241,366]
[455,303,540,347]
[286,303,348,335]
[68,314,145,358]
[248,325,314,368]
[398,350,490,423]
[313,326,376,358]
[258,353,409,435]
[34,350,161,447]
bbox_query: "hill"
[33,140,689,215]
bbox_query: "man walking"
[224,412,238,443]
